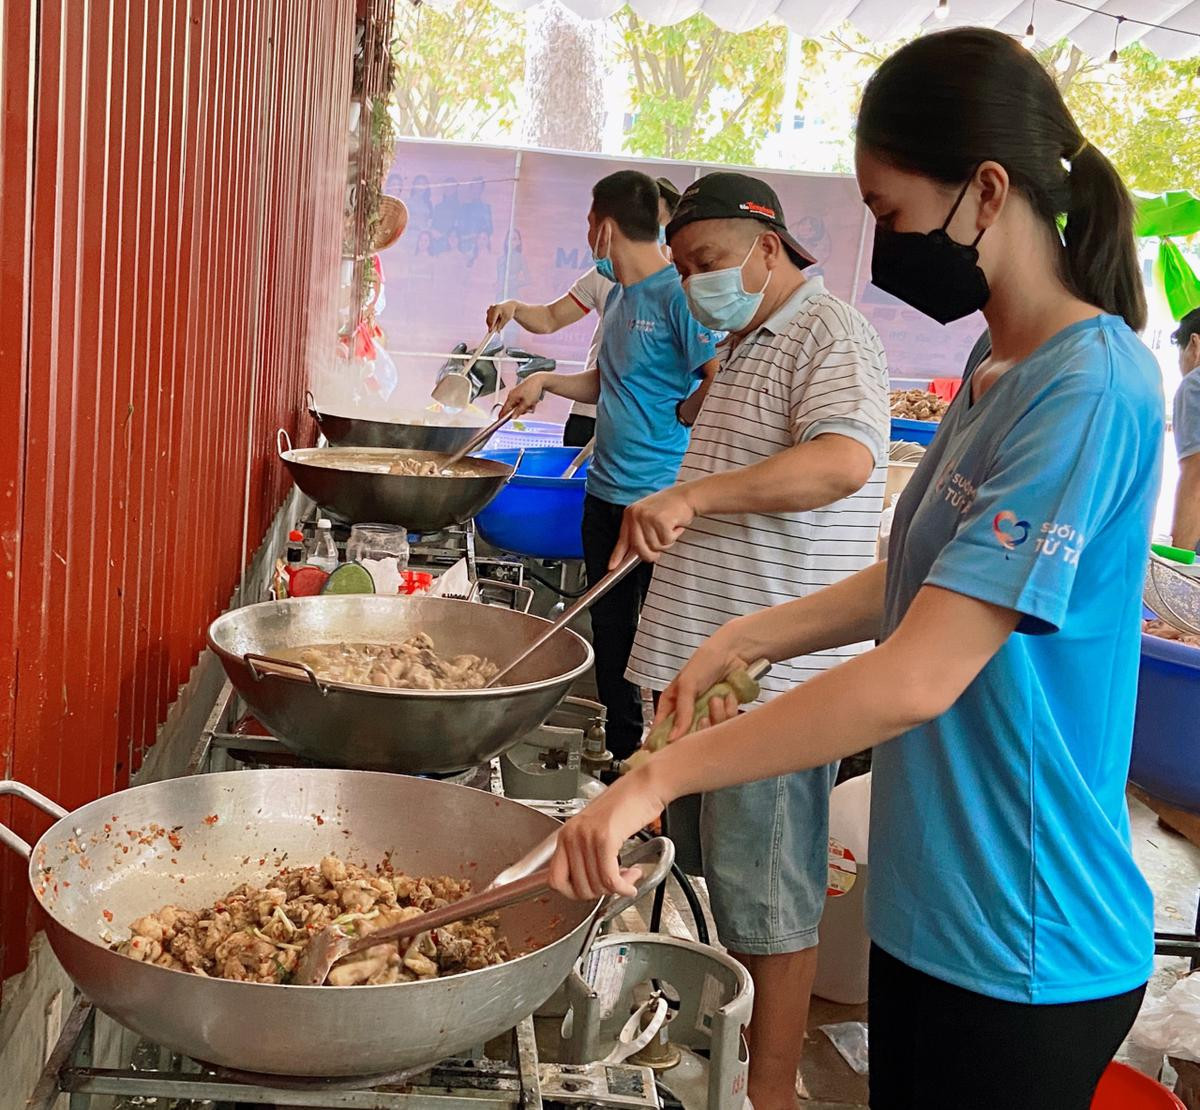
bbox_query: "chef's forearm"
[724,561,888,664]
[1172,455,1200,551]
[645,584,1016,801]
[678,358,719,425]
[537,368,601,405]
[684,435,874,517]
[511,303,556,333]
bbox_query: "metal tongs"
[432,331,497,412]
[486,553,641,687]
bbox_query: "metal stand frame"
[30,999,547,1109]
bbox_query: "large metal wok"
[307,394,484,454]
[277,429,513,533]
[0,769,671,1077]
[207,595,593,773]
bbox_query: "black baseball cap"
[666,172,817,269]
[655,176,682,209]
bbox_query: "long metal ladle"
[486,553,641,687]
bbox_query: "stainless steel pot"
[0,769,671,1077]
[207,595,593,773]
[277,430,513,533]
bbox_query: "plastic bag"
[820,1021,869,1076]
[361,345,398,405]
[1131,974,1200,1063]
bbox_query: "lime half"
[322,562,376,594]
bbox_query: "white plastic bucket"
[813,772,872,1005]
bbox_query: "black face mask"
[870,178,990,325]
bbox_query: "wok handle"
[476,579,535,613]
[574,836,676,968]
[306,390,322,423]
[599,835,675,926]
[276,427,294,457]
[244,652,329,695]
[0,781,69,861]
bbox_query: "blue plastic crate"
[890,417,939,446]
[1132,630,1200,813]
[474,447,588,560]
[490,420,565,451]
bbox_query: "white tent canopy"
[458,0,1200,59]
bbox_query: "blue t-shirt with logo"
[873,315,1162,1004]
[588,266,719,506]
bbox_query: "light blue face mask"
[684,237,770,332]
[658,225,667,246]
[592,222,615,281]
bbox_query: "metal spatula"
[432,331,497,412]
[485,553,641,687]
[560,437,594,478]
[292,867,552,986]
[439,410,516,472]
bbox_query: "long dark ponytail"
[857,28,1146,332]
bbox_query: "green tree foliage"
[393,0,525,140]
[615,9,796,164]
[1040,43,1200,195]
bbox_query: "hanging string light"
[934,0,950,21]
[1023,0,1037,49]
[1049,1,1200,46]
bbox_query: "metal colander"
[1143,553,1200,636]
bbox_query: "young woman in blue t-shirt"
[547,27,1162,1110]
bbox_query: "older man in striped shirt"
[612,173,889,1110]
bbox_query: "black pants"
[581,493,653,760]
[563,414,596,448]
[868,944,1145,1109]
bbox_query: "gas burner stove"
[204,719,495,789]
[34,1004,661,1109]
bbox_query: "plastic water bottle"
[307,519,339,573]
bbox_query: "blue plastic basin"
[474,447,589,560]
[1132,630,1200,813]
[891,417,939,446]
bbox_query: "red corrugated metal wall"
[0,0,353,984]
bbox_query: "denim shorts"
[668,763,838,955]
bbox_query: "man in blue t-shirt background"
[504,170,720,757]
[1171,307,1200,551]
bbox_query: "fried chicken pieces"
[281,632,499,691]
[116,855,509,985]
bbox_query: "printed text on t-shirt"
[1035,521,1083,565]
